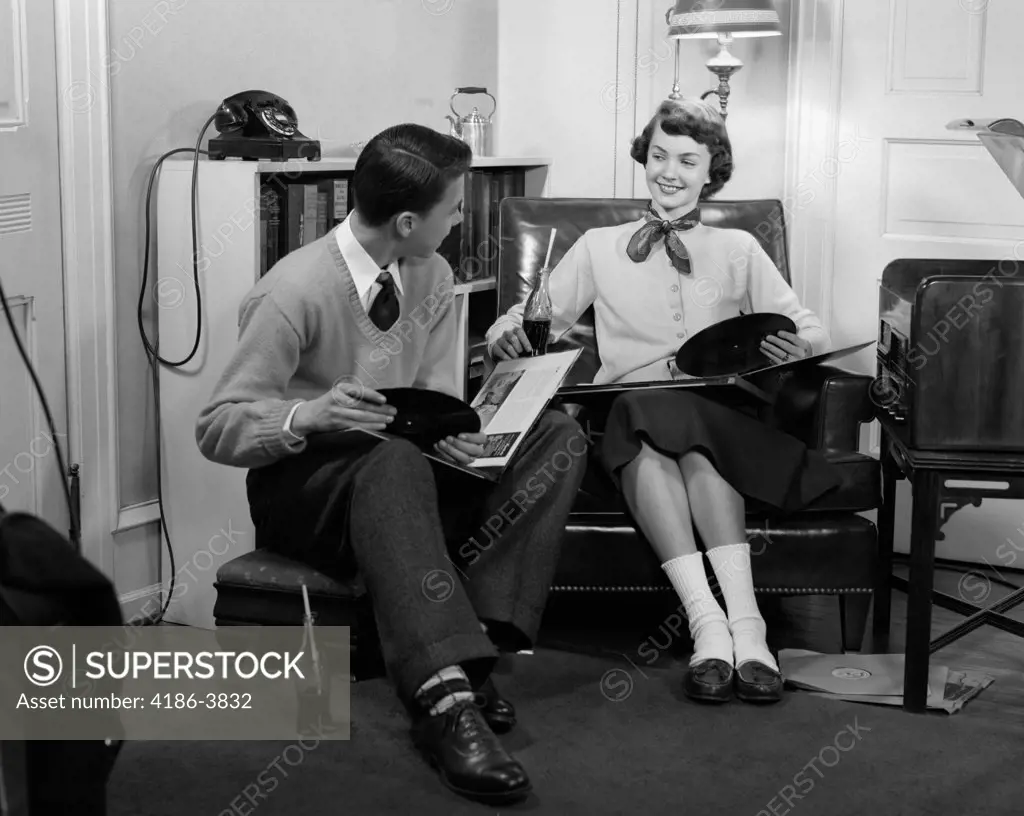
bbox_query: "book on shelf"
[257,165,527,283]
[258,183,282,276]
[259,175,353,277]
[440,167,527,284]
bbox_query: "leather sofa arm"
[814,369,876,452]
[759,364,874,453]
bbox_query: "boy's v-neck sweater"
[195,233,459,469]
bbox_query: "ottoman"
[213,549,385,682]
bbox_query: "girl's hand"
[434,432,488,465]
[761,330,812,365]
[492,327,533,360]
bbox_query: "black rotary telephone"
[207,90,321,161]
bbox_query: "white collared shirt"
[334,214,404,311]
[283,215,404,440]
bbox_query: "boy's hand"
[292,384,397,436]
[492,327,533,360]
[761,330,812,365]
[434,432,488,465]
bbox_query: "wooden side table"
[875,418,1024,711]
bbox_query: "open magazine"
[339,349,583,482]
[462,348,583,480]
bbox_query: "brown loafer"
[735,660,784,703]
[683,658,734,702]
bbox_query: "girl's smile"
[644,129,712,220]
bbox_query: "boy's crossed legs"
[246,410,587,804]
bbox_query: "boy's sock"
[415,665,476,716]
[662,552,733,667]
[706,543,778,671]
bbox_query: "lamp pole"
[705,33,743,119]
[668,38,684,101]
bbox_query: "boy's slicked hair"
[630,99,733,198]
[352,124,472,226]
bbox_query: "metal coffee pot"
[445,87,495,157]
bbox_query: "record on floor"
[675,313,797,377]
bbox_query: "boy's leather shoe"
[683,658,734,702]
[473,676,517,734]
[734,660,784,703]
[412,680,530,805]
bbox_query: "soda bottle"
[522,266,552,356]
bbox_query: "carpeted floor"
[106,646,1021,815]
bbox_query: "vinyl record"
[675,313,797,377]
[377,387,481,445]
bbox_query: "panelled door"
[0,0,70,529]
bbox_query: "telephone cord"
[134,112,215,624]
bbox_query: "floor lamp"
[666,0,782,119]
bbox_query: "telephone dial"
[207,90,321,161]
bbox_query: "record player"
[876,117,1024,451]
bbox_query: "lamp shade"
[667,0,782,39]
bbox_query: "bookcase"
[155,155,550,629]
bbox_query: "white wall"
[634,0,793,200]
[496,0,627,197]
[496,0,793,200]
[106,0,498,600]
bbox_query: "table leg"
[903,469,941,713]
[873,435,897,652]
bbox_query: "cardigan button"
[673,313,681,321]
[671,284,679,293]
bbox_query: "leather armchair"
[498,198,884,651]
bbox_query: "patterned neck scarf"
[626,204,701,275]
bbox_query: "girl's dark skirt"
[599,390,843,513]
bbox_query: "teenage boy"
[195,123,586,805]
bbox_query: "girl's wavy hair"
[630,99,733,199]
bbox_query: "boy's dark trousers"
[245,410,587,706]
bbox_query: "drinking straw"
[543,228,557,269]
[301,583,322,690]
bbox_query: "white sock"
[662,553,733,667]
[415,665,475,716]
[706,543,778,671]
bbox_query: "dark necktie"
[368,270,399,331]
[625,204,701,275]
